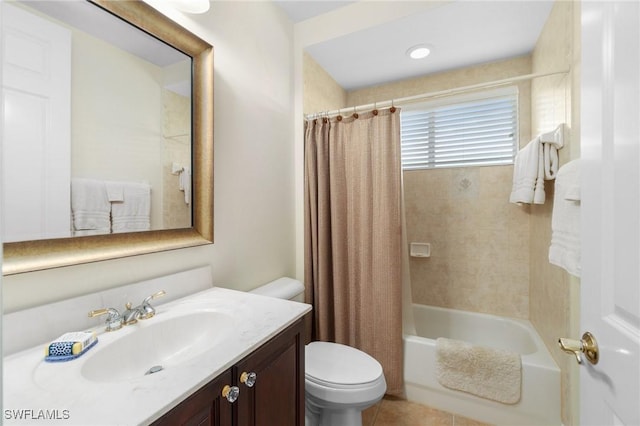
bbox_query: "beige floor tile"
[362,400,381,426]
[373,396,453,426]
[452,415,493,426]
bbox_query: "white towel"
[549,159,581,277]
[510,124,565,205]
[104,181,124,202]
[436,337,522,404]
[179,167,191,205]
[541,124,565,180]
[70,178,111,235]
[111,182,151,233]
[509,137,546,204]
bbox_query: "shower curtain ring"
[373,102,378,116]
[353,106,359,119]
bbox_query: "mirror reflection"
[2,0,192,243]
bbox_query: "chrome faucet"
[88,307,124,332]
[122,302,144,325]
[123,290,166,325]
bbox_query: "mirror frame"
[2,0,214,275]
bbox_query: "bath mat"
[435,337,521,404]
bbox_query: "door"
[1,3,71,242]
[580,1,640,425]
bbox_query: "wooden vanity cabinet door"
[152,369,233,426]
[235,319,305,426]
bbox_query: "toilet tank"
[250,277,305,302]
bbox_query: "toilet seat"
[305,342,386,405]
[306,341,383,386]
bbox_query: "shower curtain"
[304,108,404,395]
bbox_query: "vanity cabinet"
[153,369,233,426]
[152,318,305,426]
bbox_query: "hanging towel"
[111,182,151,233]
[541,124,565,180]
[509,137,546,204]
[70,178,111,235]
[549,159,581,277]
[104,181,124,202]
[510,124,566,205]
[436,337,522,404]
[179,167,191,205]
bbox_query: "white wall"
[71,29,165,229]
[2,1,296,312]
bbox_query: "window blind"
[401,91,518,170]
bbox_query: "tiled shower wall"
[162,89,191,229]
[529,2,581,425]
[403,166,530,319]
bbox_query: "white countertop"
[4,287,311,425]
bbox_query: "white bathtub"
[404,304,561,426]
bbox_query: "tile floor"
[362,396,493,426]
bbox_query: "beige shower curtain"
[304,108,404,395]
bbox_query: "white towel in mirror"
[111,182,151,233]
[70,178,111,235]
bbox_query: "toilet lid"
[305,342,383,386]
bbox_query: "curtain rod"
[305,69,570,120]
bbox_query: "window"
[400,88,518,170]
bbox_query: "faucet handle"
[88,307,123,332]
[139,290,166,320]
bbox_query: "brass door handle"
[558,332,599,365]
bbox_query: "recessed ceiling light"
[407,45,432,60]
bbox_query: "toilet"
[250,278,387,426]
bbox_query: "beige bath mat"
[435,337,522,404]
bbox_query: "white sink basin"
[80,310,234,383]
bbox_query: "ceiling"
[276,0,554,91]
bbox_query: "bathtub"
[404,304,561,426]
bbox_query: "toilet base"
[305,403,363,426]
[305,408,362,426]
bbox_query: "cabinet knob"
[240,371,257,388]
[222,385,240,403]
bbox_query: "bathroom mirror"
[2,0,214,275]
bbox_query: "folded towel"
[45,331,97,362]
[111,182,151,233]
[509,137,546,204]
[71,178,111,234]
[549,159,581,277]
[510,124,566,205]
[541,124,565,180]
[105,181,124,202]
[436,337,522,404]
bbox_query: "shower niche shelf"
[410,242,431,258]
